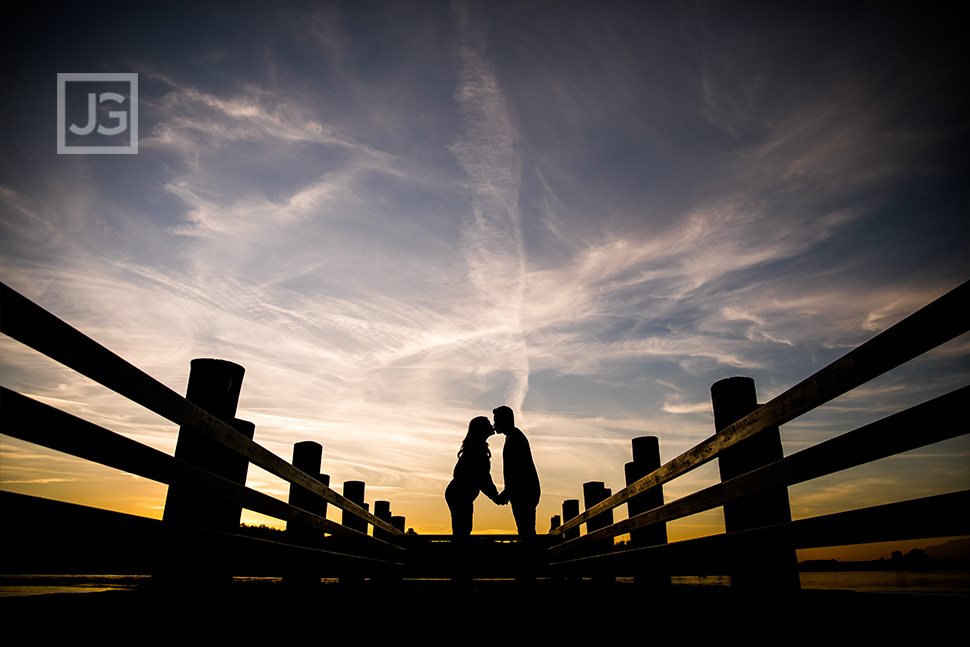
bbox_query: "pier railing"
[2,279,967,586]
[547,280,969,587]
[0,282,405,580]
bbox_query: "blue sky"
[1,1,967,557]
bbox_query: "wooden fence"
[1,279,967,587]
[0,281,406,582]
[547,280,969,588]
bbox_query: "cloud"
[450,0,530,410]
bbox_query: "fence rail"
[551,490,970,574]
[547,279,969,585]
[1,281,405,579]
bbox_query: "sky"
[1,1,967,563]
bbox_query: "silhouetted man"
[493,405,540,536]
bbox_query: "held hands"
[495,490,509,506]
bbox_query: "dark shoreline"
[798,559,970,572]
[1,578,965,641]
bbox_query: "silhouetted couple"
[445,406,540,537]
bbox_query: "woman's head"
[465,416,495,443]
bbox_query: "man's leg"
[510,495,540,580]
[510,498,536,536]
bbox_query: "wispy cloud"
[450,0,529,410]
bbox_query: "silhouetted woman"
[445,416,504,536]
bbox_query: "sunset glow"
[1,1,967,563]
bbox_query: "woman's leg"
[446,481,474,536]
[445,482,476,582]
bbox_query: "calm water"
[796,570,970,596]
[2,572,968,597]
[0,574,150,597]
[666,571,970,596]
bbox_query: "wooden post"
[342,481,367,533]
[373,501,392,542]
[712,376,798,589]
[288,441,327,534]
[583,481,614,581]
[157,359,252,584]
[371,501,398,582]
[284,441,328,586]
[164,359,249,533]
[625,436,669,586]
[562,499,580,541]
[283,440,330,586]
[560,499,580,580]
[548,515,562,581]
[583,482,612,533]
[339,481,367,584]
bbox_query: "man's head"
[492,405,514,434]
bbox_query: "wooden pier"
[1,280,968,588]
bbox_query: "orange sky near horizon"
[2,398,964,565]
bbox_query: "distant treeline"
[237,523,417,541]
[800,547,970,572]
[238,523,286,541]
[587,538,970,572]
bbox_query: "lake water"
[796,570,970,596]
[0,574,150,597]
[663,571,970,596]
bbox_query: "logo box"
[57,73,138,154]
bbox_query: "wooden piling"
[583,482,612,532]
[342,480,367,533]
[164,359,249,533]
[158,359,250,583]
[391,516,406,533]
[284,441,328,586]
[712,376,798,589]
[373,500,392,542]
[339,481,367,583]
[288,441,327,534]
[625,435,669,585]
[562,499,580,541]
[584,482,614,581]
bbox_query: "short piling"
[159,359,250,584]
[625,435,669,586]
[373,500,392,542]
[712,376,798,590]
[340,480,367,583]
[583,481,614,581]
[562,499,580,541]
[284,441,327,586]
